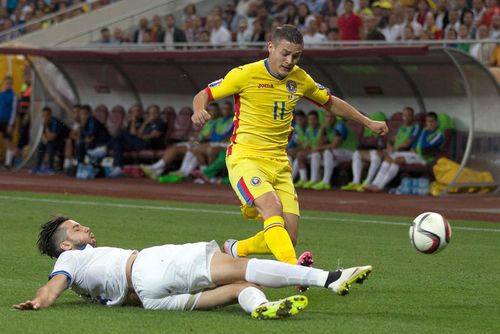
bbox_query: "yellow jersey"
[205,59,331,158]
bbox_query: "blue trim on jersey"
[264,59,283,81]
[48,270,72,288]
[273,101,278,120]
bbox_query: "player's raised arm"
[12,274,68,311]
[325,97,388,136]
[192,89,212,128]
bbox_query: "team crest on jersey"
[250,176,262,186]
[286,80,297,94]
[208,79,223,88]
[316,82,326,90]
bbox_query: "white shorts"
[389,151,426,165]
[132,241,220,310]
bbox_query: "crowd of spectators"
[98,0,500,64]
[0,0,114,41]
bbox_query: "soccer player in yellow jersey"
[192,25,388,270]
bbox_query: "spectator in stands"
[182,3,197,23]
[472,0,487,27]
[481,0,500,27]
[223,0,245,33]
[149,15,163,43]
[98,27,113,44]
[470,24,496,64]
[0,76,16,169]
[112,27,124,44]
[32,106,69,174]
[365,112,443,192]
[198,29,211,47]
[109,104,166,178]
[343,107,419,192]
[445,28,459,48]
[338,0,363,40]
[284,3,299,25]
[303,19,328,44]
[416,0,430,25]
[370,1,390,29]
[133,17,150,44]
[256,2,274,32]
[296,2,315,32]
[402,25,416,41]
[158,14,187,49]
[311,110,359,191]
[461,10,476,38]
[76,104,110,165]
[434,0,448,31]
[421,12,443,40]
[488,43,500,66]
[357,0,373,17]
[269,0,288,21]
[306,0,327,15]
[327,27,340,41]
[491,14,500,38]
[364,15,386,40]
[444,9,461,37]
[210,15,231,45]
[457,25,471,52]
[382,13,402,41]
[403,6,422,39]
[236,18,252,46]
[250,19,266,42]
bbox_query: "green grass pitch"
[0,191,499,334]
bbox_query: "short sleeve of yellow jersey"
[302,73,331,106]
[205,67,245,101]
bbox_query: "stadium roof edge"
[0,46,429,61]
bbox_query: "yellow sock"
[237,231,271,257]
[263,216,297,264]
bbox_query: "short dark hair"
[426,111,438,120]
[81,104,92,113]
[37,216,70,258]
[271,24,303,45]
[294,109,306,118]
[308,110,319,118]
[403,106,414,114]
[42,106,52,113]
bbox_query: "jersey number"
[273,101,285,120]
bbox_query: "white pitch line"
[1,195,499,233]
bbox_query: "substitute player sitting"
[13,217,373,320]
[191,25,388,270]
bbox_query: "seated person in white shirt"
[13,216,373,320]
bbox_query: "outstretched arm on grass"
[13,274,68,311]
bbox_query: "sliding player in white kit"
[13,217,372,319]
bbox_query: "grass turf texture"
[0,191,499,334]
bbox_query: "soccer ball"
[409,212,452,254]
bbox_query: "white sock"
[378,163,400,189]
[351,150,362,184]
[372,161,390,188]
[182,152,199,176]
[245,258,329,288]
[5,149,13,165]
[63,158,72,169]
[292,158,299,180]
[309,152,321,182]
[179,151,194,175]
[151,159,166,172]
[322,149,335,184]
[365,150,381,184]
[238,287,268,314]
[299,168,307,182]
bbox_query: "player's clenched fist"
[192,109,211,127]
[367,120,388,136]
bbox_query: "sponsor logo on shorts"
[258,83,274,88]
[208,79,223,88]
[286,80,297,94]
[250,176,262,186]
